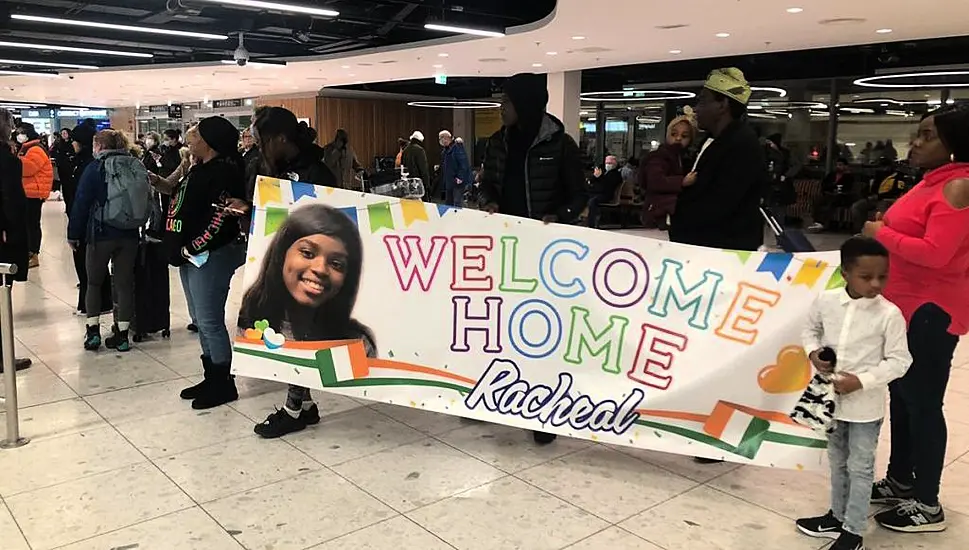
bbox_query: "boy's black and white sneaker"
[299,403,321,426]
[875,499,946,533]
[795,510,843,539]
[254,408,306,439]
[871,477,915,505]
[830,531,865,550]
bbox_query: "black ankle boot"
[192,361,238,410]
[180,356,212,400]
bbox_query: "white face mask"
[16,134,27,144]
[163,139,173,147]
[145,139,155,148]
[605,163,617,172]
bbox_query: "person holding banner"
[479,72,587,445]
[669,68,768,252]
[236,106,368,438]
[862,105,969,534]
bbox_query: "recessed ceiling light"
[341,65,350,69]
[432,64,443,68]
[11,14,227,40]
[786,7,804,13]
[438,53,449,57]
[669,49,682,54]
[572,35,586,40]
[876,28,893,34]
[532,63,543,67]
[348,73,356,77]
[546,51,558,56]
[715,32,730,38]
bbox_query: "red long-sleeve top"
[877,162,969,335]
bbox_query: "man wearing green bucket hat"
[669,67,769,253]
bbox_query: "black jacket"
[479,113,586,221]
[670,120,768,251]
[165,156,245,266]
[0,146,27,282]
[401,142,430,188]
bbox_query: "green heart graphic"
[254,319,270,332]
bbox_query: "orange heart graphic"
[758,346,811,394]
[244,328,264,340]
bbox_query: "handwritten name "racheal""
[465,359,644,435]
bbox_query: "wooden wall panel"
[256,94,455,170]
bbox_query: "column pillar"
[546,70,582,142]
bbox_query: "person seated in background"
[641,114,696,230]
[808,158,858,233]
[849,158,920,234]
[585,155,623,227]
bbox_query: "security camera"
[233,33,250,67]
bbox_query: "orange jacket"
[19,140,54,199]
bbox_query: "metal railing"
[0,263,28,449]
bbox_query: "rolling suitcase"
[760,206,815,253]
[130,239,171,342]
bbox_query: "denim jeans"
[179,243,245,365]
[829,418,883,536]
[887,303,958,505]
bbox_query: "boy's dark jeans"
[887,303,958,506]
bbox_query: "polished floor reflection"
[1,204,966,549]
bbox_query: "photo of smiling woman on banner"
[237,203,377,438]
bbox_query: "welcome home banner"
[234,176,845,468]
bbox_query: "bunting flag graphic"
[264,206,289,236]
[256,177,282,207]
[437,204,458,218]
[367,202,394,233]
[338,206,358,226]
[401,199,430,227]
[291,181,317,202]
[792,259,829,288]
[826,268,846,290]
[726,250,753,264]
[756,253,793,281]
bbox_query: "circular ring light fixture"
[854,71,969,89]
[752,100,827,110]
[750,86,787,98]
[407,100,501,109]
[580,90,696,102]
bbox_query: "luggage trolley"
[370,167,426,200]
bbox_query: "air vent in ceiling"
[478,58,508,63]
[378,60,397,64]
[818,17,867,26]
[655,24,689,30]
[574,46,613,54]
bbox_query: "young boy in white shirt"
[796,236,913,550]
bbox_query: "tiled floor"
[1,204,967,549]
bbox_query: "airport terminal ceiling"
[0,0,556,68]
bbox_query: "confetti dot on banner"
[325,187,335,195]
[248,257,256,263]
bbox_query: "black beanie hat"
[71,123,96,151]
[197,116,240,158]
[503,73,548,131]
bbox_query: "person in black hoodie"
[233,106,346,438]
[163,116,246,410]
[669,68,768,252]
[0,108,31,372]
[479,72,586,446]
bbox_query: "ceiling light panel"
[424,23,505,38]
[0,58,97,70]
[11,14,228,40]
[0,40,152,58]
[192,0,338,17]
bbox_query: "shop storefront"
[55,108,110,132]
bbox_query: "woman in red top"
[862,105,969,533]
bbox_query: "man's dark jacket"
[670,120,768,251]
[479,113,586,221]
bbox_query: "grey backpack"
[96,152,152,230]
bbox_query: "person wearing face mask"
[585,155,624,228]
[641,114,697,230]
[141,132,163,173]
[159,129,184,177]
[16,123,54,269]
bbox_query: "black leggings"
[887,303,959,506]
[25,198,43,254]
